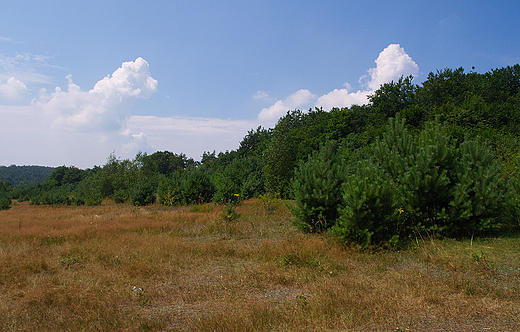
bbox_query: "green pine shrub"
[291,140,347,232]
[0,196,11,210]
[373,116,457,234]
[331,160,399,247]
[157,172,184,206]
[334,115,511,248]
[181,168,215,204]
[449,137,509,236]
[129,178,157,206]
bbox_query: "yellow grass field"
[1,198,519,331]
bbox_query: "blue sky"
[1,0,519,168]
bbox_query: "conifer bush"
[291,140,347,232]
[157,172,184,206]
[0,196,11,210]
[449,137,509,235]
[333,115,511,247]
[181,168,215,204]
[129,178,157,206]
[373,116,457,234]
[331,160,398,246]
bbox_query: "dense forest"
[2,64,520,247]
[0,165,55,186]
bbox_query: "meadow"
[1,198,519,331]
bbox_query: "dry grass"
[1,198,519,331]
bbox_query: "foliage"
[236,126,272,157]
[139,151,197,177]
[449,137,510,235]
[181,168,215,204]
[291,140,347,232]
[331,160,398,247]
[333,115,511,248]
[263,110,305,197]
[157,171,184,206]
[129,177,157,206]
[368,75,417,118]
[212,155,264,203]
[0,165,54,186]
[0,181,11,210]
[46,166,85,188]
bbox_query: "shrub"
[212,155,264,204]
[112,189,128,204]
[0,196,11,210]
[449,137,509,236]
[334,115,511,248]
[182,168,215,204]
[373,116,457,234]
[157,172,184,206]
[291,140,347,232]
[331,160,398,247]
[129,178,157,206]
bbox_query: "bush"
[331,160,398,247]
[0,195,11,210]
[291,140,347,232]
[112,189,128,203]
[373,116,457,234]
[334,115,511,248]
[129,178,157,206]
[449,137,509,236]
[212,155,264,204]
[73,176,103,206]
[182,168,214,204]
[157,172,184,206]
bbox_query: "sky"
[1,0,519,169]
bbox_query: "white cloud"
[0,77,28,99]
[316,44,419,111]
[364,44,419,91]
[316,88,371,111]
[122,131,154,155]
[258,89,315,122]
[127,115,260,158]
[0,57,260,168]
[34,57,158,132]
[0,53,55,86]
[253,90,269,99]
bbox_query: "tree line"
[1,64,520,247]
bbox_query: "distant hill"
[0,165,55,186]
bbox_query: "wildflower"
[398,208,404,214]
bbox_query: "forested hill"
[0,165,55,186]
[1,64,520,245]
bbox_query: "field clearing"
[1,199,519,331]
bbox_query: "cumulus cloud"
[316,88,371,111]
[34,57,158,132]
[258,89,315,122]
[363,44,419,91]
[258,44,418,118]
[0,77,28,99]
[317,44,419,111]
